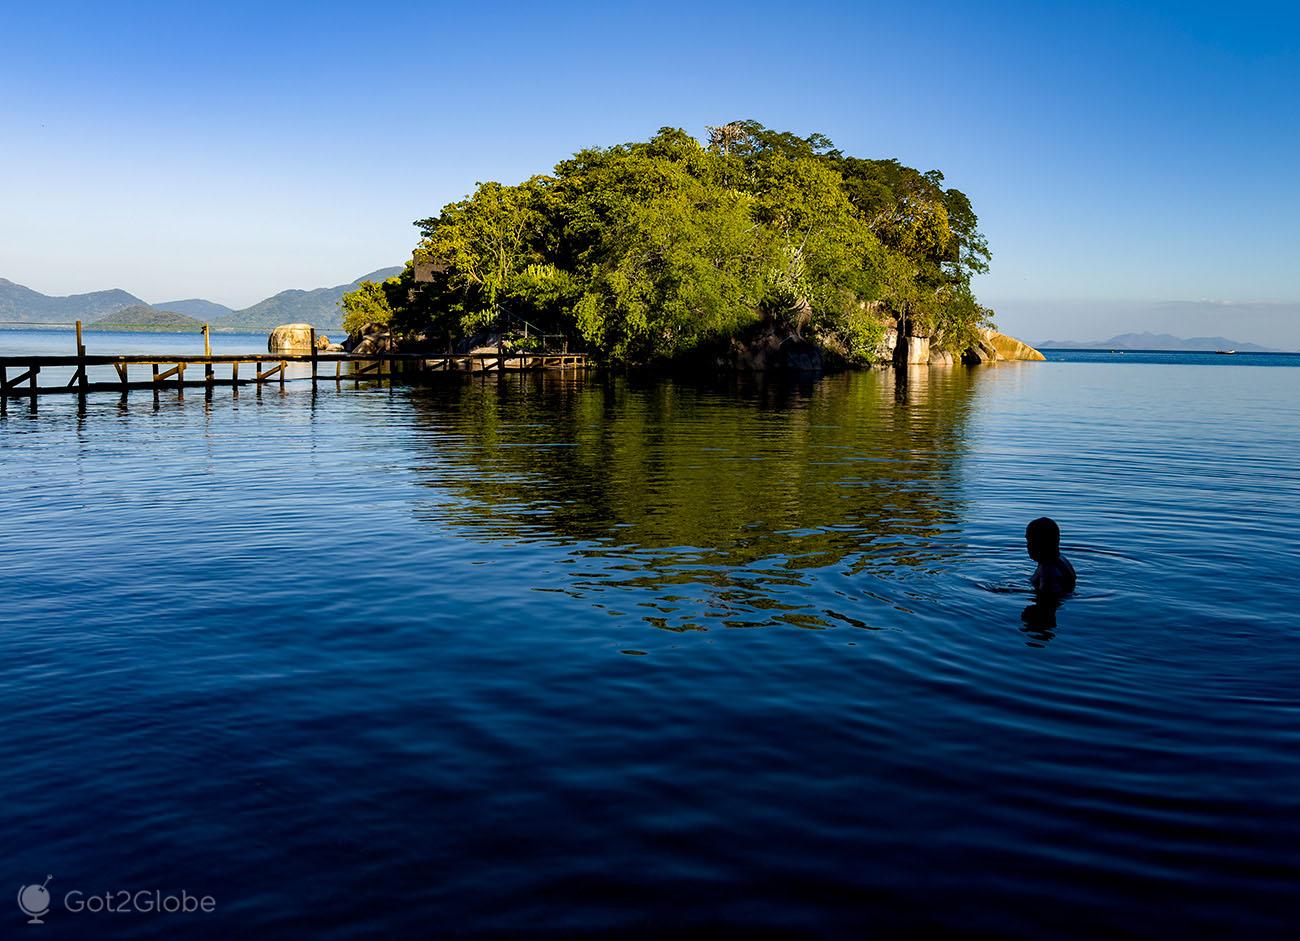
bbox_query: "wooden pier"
[0,323,590,405]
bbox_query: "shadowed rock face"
[343,323,398,355]
[268,323,315,353]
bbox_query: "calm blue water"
[2,331,1299,938]
[0,326,271,356]
[1043,348,1300,366]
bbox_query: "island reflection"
[403,367,987,629]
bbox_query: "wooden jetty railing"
[0,322,591,405]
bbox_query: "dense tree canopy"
[349,122,994,365]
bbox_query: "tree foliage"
[348,122,995,365]
[340,278,396,335]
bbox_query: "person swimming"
[1026,517,1076,597]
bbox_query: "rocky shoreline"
[270,320,1044,372]
[888,328,1045,366]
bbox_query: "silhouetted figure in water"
[1018,518,1074,645]
[1026,517,1076,597]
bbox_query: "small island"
[341,121,1041,369]
[87,304,204,333]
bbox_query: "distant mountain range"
[153,297,236,321]
[0,267,402,332]
[216,268,401,330]
[0,279,143,324]
[1037,331,1277,353]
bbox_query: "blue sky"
[1,0,1297,344]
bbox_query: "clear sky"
[2,0,1297,344]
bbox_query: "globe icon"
[17,876,52,925]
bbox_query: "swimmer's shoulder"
[1058,554,1077,590]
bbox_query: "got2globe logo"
[16,874,215,925]
[17,876,53,925]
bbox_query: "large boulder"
[268,323,316,354]
[984,330,1046,361]
[961,330,1044,364]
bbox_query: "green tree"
[341,279,395,335]
[416,179,550,332]
[574,180,773,362]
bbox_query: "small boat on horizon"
[1215,349,1237,355]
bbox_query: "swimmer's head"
[1026,517,1061,562]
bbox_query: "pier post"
[203,324,213,394]
[75,320,88,395]
[0,365,6,414]
[310,328,318,389]
[279,360,286,388]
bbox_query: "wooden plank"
[154,364,182,382]
[3,367,36,392]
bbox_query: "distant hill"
[215,267,403,330]
[0,278,144,324]
[154,297,235,321]
[0,267,403,331]
[89,304,204,332]
[1038,331,1276,353]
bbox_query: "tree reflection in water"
[403,367,986,632]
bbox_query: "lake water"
[2,331,1298,938]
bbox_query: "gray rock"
[343,322,396,355]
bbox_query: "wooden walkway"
[0,323,590,403]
